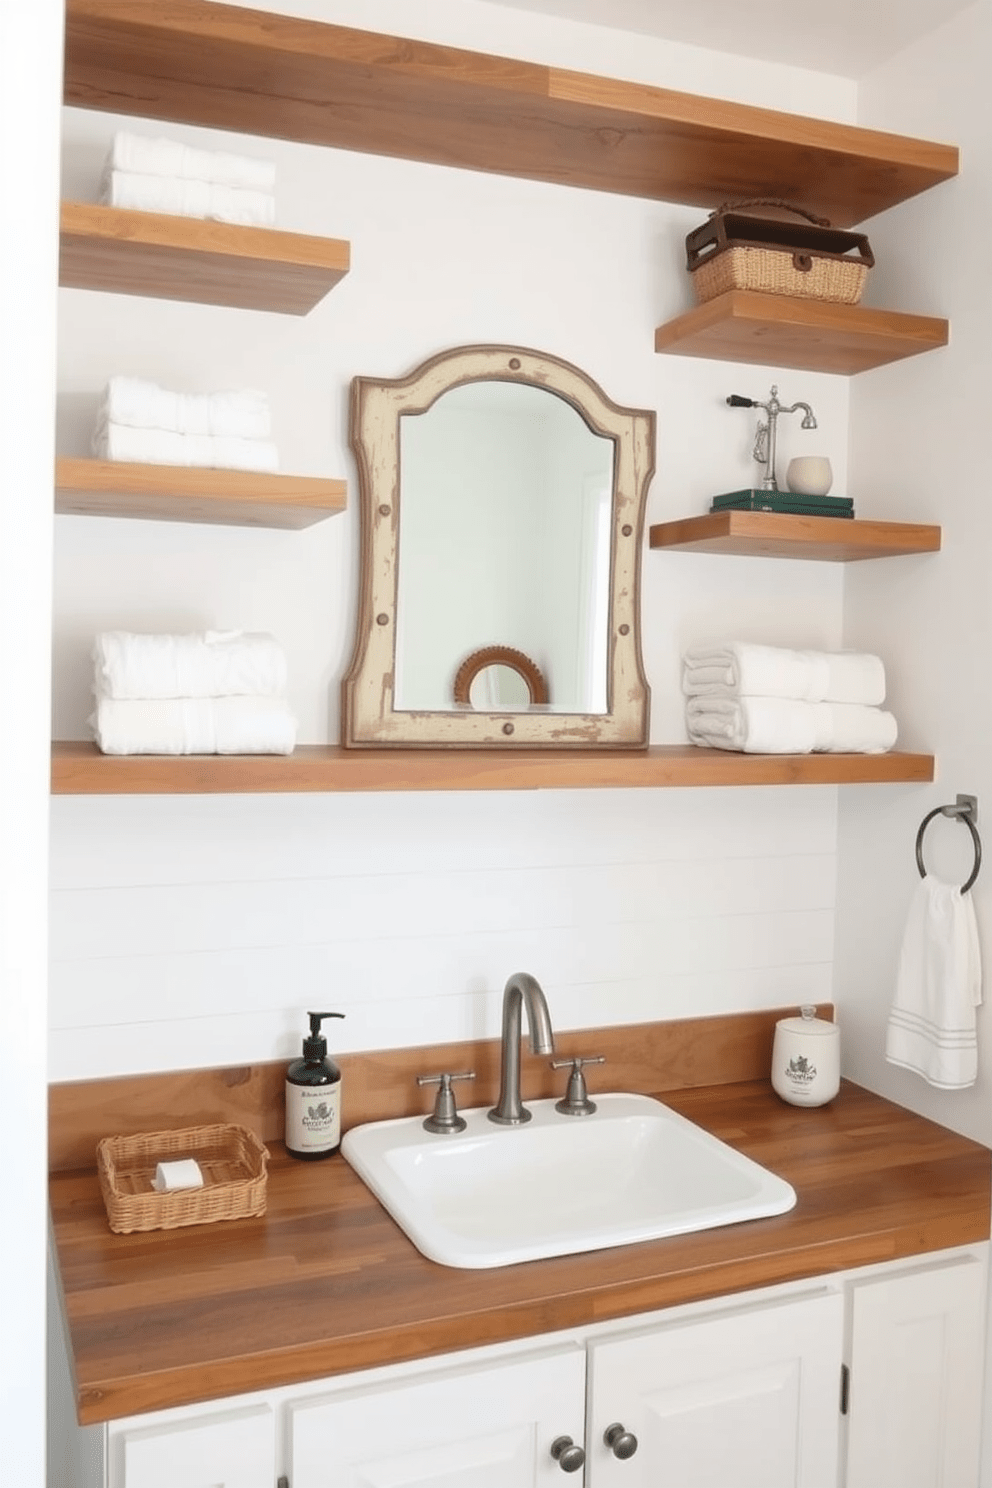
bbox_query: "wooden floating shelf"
[649,511,942,561]
[654,292,949,374]
[55,458,346,529]
[59,201,350,313]
[63,0,957,227]
[50,742,935,795]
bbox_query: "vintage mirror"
[341,345,654,749]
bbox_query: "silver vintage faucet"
[726,385,817,490]
[488,971,555,1125]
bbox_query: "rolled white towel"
[107,130,276,191]
[92,419,279,474]
[91,696,297,755]
[686,696,898,754]
[99,377,271,441]
[93,631,288,701]
[682,642,886,706]
[101,168,276,227]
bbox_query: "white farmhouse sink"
[341,1093,796,1269]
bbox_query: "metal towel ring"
[915,795,982,893]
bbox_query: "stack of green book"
[709,489,855,519]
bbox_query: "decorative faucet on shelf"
[726,384,817,490]
[489,971,555,1125]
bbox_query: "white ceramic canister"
[771,1005,840,1107]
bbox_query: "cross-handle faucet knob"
[416,1070,475,1134]
[551,1054,605,1115]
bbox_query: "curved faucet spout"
[488,972,555,1125]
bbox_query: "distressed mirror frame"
[341,345,654,749]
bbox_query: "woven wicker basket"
[686,201,874,306]
[97,1123,269,1234]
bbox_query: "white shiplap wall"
[50,0,856,1085]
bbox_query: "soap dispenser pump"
[285,1010,345,1161]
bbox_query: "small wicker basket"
[97,1123,269,1234]
[686,200,874,306]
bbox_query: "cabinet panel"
[587,1291,843,1487]
[115,1402,274,1488]
[289,1345,585,1487]
[845,1254,987,1488]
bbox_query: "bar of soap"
[152,1158,204,1191]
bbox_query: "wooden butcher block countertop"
[50,1016,992,1428]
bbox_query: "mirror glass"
[342,345,654,749]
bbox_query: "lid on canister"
[776,1004,839,1037]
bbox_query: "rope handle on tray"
[711,199,832,226]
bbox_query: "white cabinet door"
[586,1291,843,1488]
[115,1403,274,1488]
[845,1253,987,1488]
[289,1344,586,1487]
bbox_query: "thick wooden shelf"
[649,511,942,561]
[59,201,350,313]
[63,0,957,227]
[50,741,935,794]
[55,458,346,529]
[654,291,949,374]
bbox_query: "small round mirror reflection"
[453,646,549,711]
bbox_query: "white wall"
[1,4,61,1485]
[50,0,859,1084]
[837,2,992,1479]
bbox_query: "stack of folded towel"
[92,376,279,473]
[90,631,297,756]
[682,641,898,754]
[101,130,276,226]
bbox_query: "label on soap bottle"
[285,1079,341,1154]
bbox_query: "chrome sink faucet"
[488,972,555,1125]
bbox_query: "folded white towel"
[685,695,898,754]
[99,377,271,441]
[101,169,276,227]
[93,631,288,701]
[108,130,276,191]
[886,876,982,1089]
[91,696,297,755]
[682,643,886,706]
[92,420,279,474]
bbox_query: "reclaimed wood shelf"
[55,458,346,529]
[59,201,350,313]
[654,291,949,374]
[63,0,957,227]
[50,742,935,795]
[649,511,942,561]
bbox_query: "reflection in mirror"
[452,646,549,709]
[342,345,654,749]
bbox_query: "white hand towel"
[101,169,276,227]
[93,631,288,701]
[108,130,276,191]
[99,377,271,441]
[91,696,297,755]
[685,696,898,754]
[682,643,886,706]
[92,419,279,474]
[886,876,982,1089]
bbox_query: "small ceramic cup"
[771,1006,840,1107]
[786,455,833,497]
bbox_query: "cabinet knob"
[550,1435,586,1472]
[604,1422,639,1459]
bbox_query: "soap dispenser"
[286,1010,345,1160]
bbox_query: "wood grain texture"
[50,1060,991,1424]
[49,742,936,794]
[62,0,957,227]
[59,202,350,313]
[654,292,949,374]
[649,511,943,561]
[55,458,347,529]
